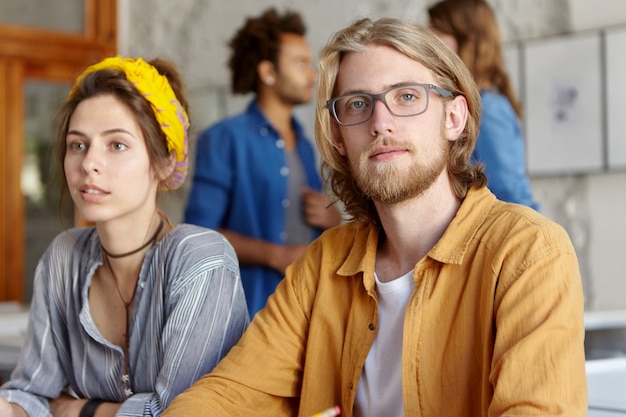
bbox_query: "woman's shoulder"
[36,227,99,290]
[166,223,226,241]
[47,227,98,255]
[479,88,519,124]
[480,88,511,108]
[162,224,236,262]
[156,225,240,291]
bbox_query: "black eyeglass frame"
[326,83,454,127]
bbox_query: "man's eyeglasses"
[326,83,453,126]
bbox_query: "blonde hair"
[315,17,486,224]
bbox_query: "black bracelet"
[79,399,103,417]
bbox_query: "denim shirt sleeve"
[184,124,234,228]
[473,91,540,210]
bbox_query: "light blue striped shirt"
[0,224,249,416]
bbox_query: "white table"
[587,357,626,416]
[585,310,626,416]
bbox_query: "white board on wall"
[523,32,604,175]
[604,26,626,170]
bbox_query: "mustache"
[363,136,416,155]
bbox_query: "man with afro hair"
[185,8,341,317]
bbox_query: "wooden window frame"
[0,0,116,301]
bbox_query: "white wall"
[119,0,626,312]
[570,0,626,31]
[530,1,626,311]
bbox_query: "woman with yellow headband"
[0,56,249,417]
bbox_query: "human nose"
[81,146,103,174]
[369,97,395,135]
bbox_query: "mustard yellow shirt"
[165,186,587,417]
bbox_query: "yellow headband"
[68,56,189,190]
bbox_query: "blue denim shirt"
[184,100,322,316]
[473,90,540,210]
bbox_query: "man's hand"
[268,244,308,275]
[301,187,342,230]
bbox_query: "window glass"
[23,81,74,302]
[0,0,84,33]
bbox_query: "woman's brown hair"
[54,58,189,212]
[428,0,522,118]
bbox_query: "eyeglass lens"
[332,84,431,126]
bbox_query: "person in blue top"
[428,0,540,210]
[184,8,342,316]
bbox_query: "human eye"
[66,140,86,152]
[296,59,312,70]
[392,86,424,107]
[111,142,128,152]
[343,95,371,113]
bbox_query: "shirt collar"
[428,186,496,265]
[335,186,496,281]
[246,99,307,139]
[335,221,380,291]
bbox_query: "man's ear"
[444,94,468,141]
[330,122,347,156]
[257,60,277,86]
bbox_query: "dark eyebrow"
[66,130,87,138]
[66,128,136,138]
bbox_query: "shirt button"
[368,323,375,331]
[260,127,269,136]
[280,166,289,176]
[125,388,134,397]
[282,199,290,208]
[276,139,285,149]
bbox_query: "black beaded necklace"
[101,219,164,396]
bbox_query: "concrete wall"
[119,0,626,312]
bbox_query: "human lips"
[369,145,408,161]
[78,184,110,201]
[80,184,108,194]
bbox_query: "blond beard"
[353,137,447,205]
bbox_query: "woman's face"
[64,94,160,225]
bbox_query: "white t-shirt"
[354,270,415,417]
